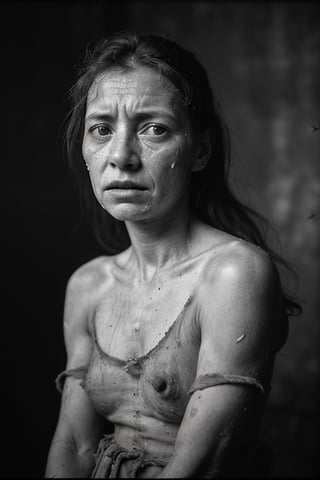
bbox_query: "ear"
[192,128,214,172]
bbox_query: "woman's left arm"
[157,246,284,478]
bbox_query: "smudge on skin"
[190,407,198,418]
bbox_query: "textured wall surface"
[4,1,319,477]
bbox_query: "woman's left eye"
[141,125,168,136]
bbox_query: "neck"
[125,206,196,282]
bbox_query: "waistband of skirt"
[91,433,169,478]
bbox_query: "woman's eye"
[142,125,168,136]
[90,125,112,136]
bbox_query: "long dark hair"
[65,30,301,324]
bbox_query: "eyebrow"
[85,109,179,123]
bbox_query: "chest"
[86,292,200,423]
[92,275,199,361]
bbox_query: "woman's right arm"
[45,265,105,478]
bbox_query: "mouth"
[106,180,147,191]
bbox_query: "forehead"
[86,65,180,113]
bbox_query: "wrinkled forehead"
[86,65,182,112]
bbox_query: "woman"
[45,32,300,478]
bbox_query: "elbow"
[45,435,95,478]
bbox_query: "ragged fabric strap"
[188,373,266,396]
[55,365,89,394]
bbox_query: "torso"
[78,228,278,475]
[84,244,219,458]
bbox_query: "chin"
[106,203,154,222]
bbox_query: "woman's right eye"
[89,125,112,137]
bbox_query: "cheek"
[157,153,192,197]
[169,148,193,182]
[82,139,99,165]
[82,135,91,161]
[82,143,103,196]
[82,142,103,184]
[82,132,107,167]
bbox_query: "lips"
[106,180,147,190]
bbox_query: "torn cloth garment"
[89,433,273,478]
[55,367,271,477]
[90,434,168,478]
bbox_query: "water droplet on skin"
[236,333,246,343]
[171,162,176,169]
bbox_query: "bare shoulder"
[64,255,118,333]
[193,221,277,291]
[67,255,111,298]
[198,236,282,342]
[197,236,283,375]
[63,254,124,364]
[203,236,278,295]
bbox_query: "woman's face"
[82,65,201,224]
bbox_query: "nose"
[108,130,140,171]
